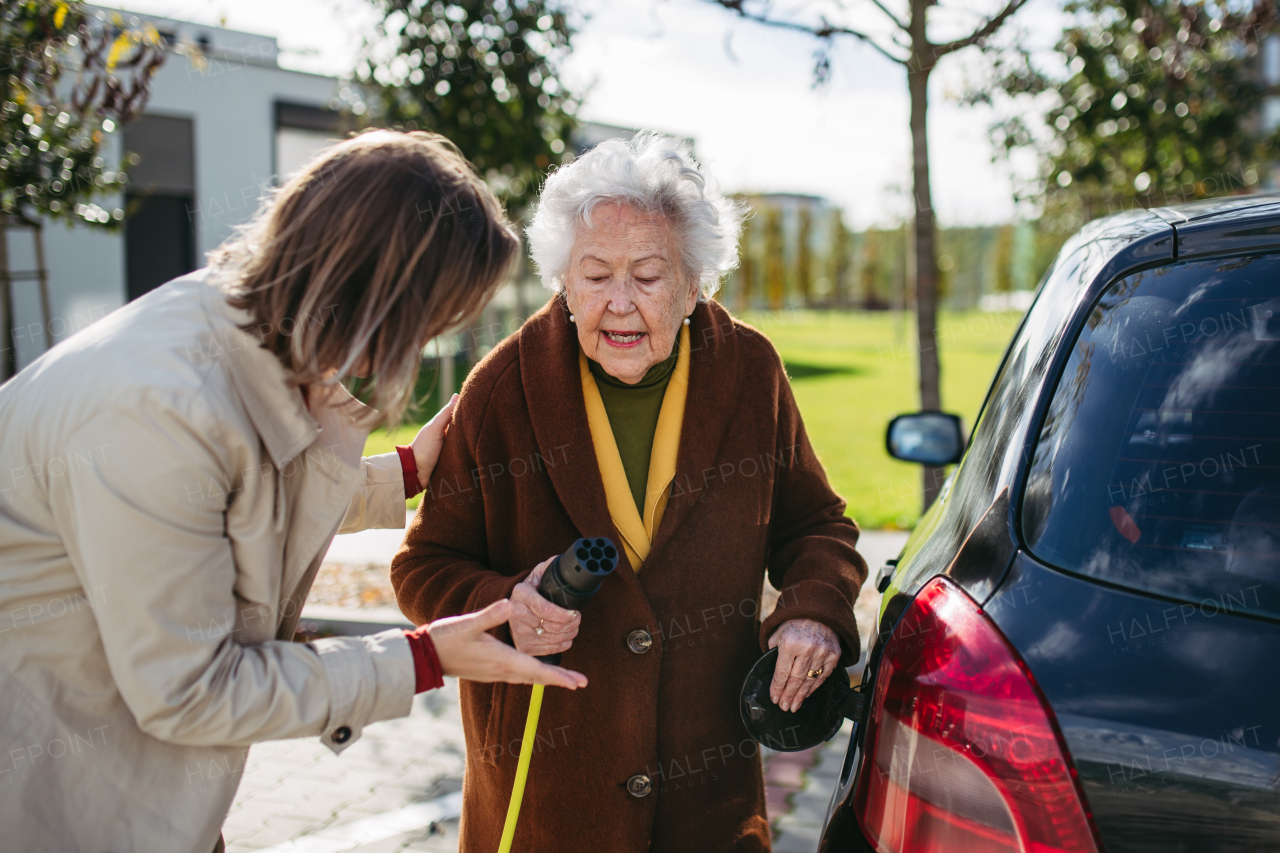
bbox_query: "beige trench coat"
[0,271,417,852]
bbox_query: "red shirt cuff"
[396,445,422,499]
[404,625,445,693]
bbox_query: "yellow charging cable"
[495,536,618,851]
[496,683,545,853]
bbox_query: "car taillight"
[853,576,1101,853]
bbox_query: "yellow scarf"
[579,325,690,571]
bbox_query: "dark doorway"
[124,115,196,301]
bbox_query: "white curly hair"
[525,132,746,299]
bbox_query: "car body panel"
[987,553,1280,852]
[1149,193,1280,225]
[1164,197,1280,258]
[822,196,1280,852]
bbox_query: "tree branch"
[865,0,908,31]
[933,0,1031,57]
[708,1,909,65]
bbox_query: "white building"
[5,8,349,371]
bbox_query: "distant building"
[729,193,846,310]
[5,8,349,371]
[751,193,830,216]
[568,121,696,157]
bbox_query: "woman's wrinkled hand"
[508,556,582,656]
[409,394,458,490]
[768,618,843,712]
[427,600,587,690]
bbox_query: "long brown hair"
[212,130,518,425]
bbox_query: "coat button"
[626,629,653,654]
[332,725,352,744]
[627,774,652,798]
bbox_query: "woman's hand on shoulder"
[508,556,582,656]
[768,618,842,712]
[409,394,458,489]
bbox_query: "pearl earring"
[569,314,576,323]
[683,317,690,326]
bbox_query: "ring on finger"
[806,667,824,679]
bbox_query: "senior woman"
[0,131,586,853]
[391,134,868,852]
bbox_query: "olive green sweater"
[586,340,680,513]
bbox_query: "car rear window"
[1023,254,1280,620]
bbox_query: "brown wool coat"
[391,296,867,853]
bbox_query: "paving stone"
[766,784,793,821]
[765,747,822,789]
[228,815,324,851]
[779,789,832,831]
[339,789,423,819]
[340,832,430,853]
[396,818,460,852]
[222,799,290,841]
[809,730,853,783]
[773,822,823,853]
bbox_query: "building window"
[123,114,196,301]
[275,102,351,183]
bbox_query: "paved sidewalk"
[765,722,855,852]
[225,683,467,853]
[225,528,907,852]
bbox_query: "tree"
[797,204,812,303]
[707,0,1030,508]
[763,204,785,309]
[357,0,578,210]
[0,1,165,378]
[975,0,1278,233]
[829,209,850,304]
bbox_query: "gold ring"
[807,668,823,679]
[536,619,545,636]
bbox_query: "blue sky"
[111,0,1064,227]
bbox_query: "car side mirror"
[886,412,965,466]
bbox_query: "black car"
[789,196,1280,853]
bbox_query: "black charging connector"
[535,537,617,665]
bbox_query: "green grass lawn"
[365,308,1022,528]
[743,308,1021,529]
